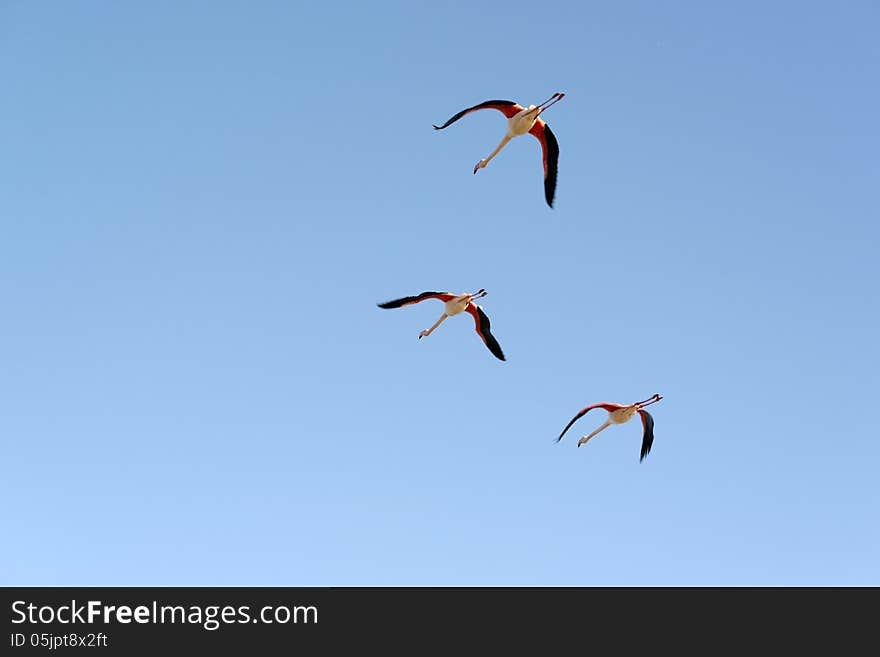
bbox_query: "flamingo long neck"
[422,314,447,337]
[483,135,512,166]
[579,420,612,447]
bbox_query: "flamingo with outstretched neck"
[556,394,663,462]
[377,289,505,361]
[433,92,565,207]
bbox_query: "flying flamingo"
[377,289,505,361]
[433,92,565,208]
[555,394,663,462]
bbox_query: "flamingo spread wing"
[433,100,524,130]
[377,292,455,309]
[556,403,624,443]
[464,303,505,361]
[638,409,655,462]
[529,119,560,208]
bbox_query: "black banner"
[1,587,872,652]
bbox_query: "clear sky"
[2,1,878,585]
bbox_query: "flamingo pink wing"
[638,410,655,462]
[528,119,560,208]
[433,100,524,130]
[556,403,623,443]
[464,303,505,361]
[377,292,455,309]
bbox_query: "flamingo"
[555,394,663,462]
[377,289,505,361]
[433,92,565,208]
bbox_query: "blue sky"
[1,1,877,585]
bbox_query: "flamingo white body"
[607,405,640,425]
[441,295,472,317]
[433,93,565,207]
[377,289,505,361]
[556,394,663,462]
[477,105,548,168]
